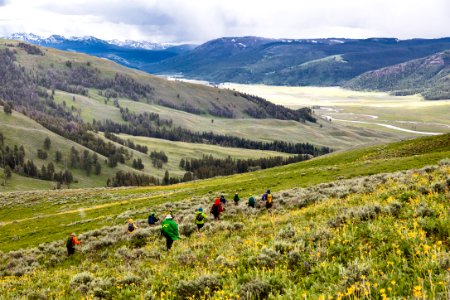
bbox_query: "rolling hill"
[0,134,449,298]
[345,50,450,100]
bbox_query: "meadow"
[0,138,448,299]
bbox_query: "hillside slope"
[0,134,449,299]
[345,50,450,100]
[147,37,450,86]
[0,108,294,191]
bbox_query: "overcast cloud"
[0,0,449,43]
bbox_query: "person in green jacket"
[194,207,208,230]
[161,214,180,250]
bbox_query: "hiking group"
[65,189,273,254]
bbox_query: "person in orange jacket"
[210,198,224,221]
[66,233,81,256]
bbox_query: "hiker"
[161,214,180,250]
[148,212,159,225]
[127,218,138,233]
[262,189,270,201]
[265,191,273,209]
[210,198,224,220]
[233,192,240,206]
[194,207,208,230]
[248,195,255,208]
[220,193,227,205]
[66,233,81,256]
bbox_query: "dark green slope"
[345,50,450,100]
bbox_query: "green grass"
[0,137,449,299]
[52,90,124,124]
[0,134,448,252]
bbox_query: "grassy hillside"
[118,98,398,150]
[0,135,449,299]
[0,133,448,250]
[0,108,291,191]
[4,39,312,121]
[0,107,140,190]
[345,50,450,100]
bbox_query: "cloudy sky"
[0,0,449,43]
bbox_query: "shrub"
[279,223,295,239]
[118,275,142,286]
[26,291,47,300]
[240,279,271,300]
[130,232,148,248]
[70,272,94,286]
[176,274,221,299]
[179,223,197,237]
[415,203,436,217]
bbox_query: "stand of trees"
[0,132,73,186]
[104,132,148,154]
[150,150,168,169]
[239,92,317,123]
[95,117,331,156]
[107,171,159,187]
[180,154,311,180]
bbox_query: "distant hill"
[146,36,450,86]
[7,34,450,95]
[3,33,196,69]
[345,50,450,100]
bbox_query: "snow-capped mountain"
[2,33,196,71]
[3,33,174,50]
[108,39,174,50]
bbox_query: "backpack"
[249,197,255,205]
[128,223,135,232]
[267,194,273,204]
[66,237,73,248]
[196,213,204,222]
[212,204,220,215]
[148,214,156,225]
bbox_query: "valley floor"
[221,84,450,137]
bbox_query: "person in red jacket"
[210,198,224,221]
[66,233,81,256]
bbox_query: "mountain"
[345,50,450,100]
[146,36,450,86]
[3,33,196,69]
